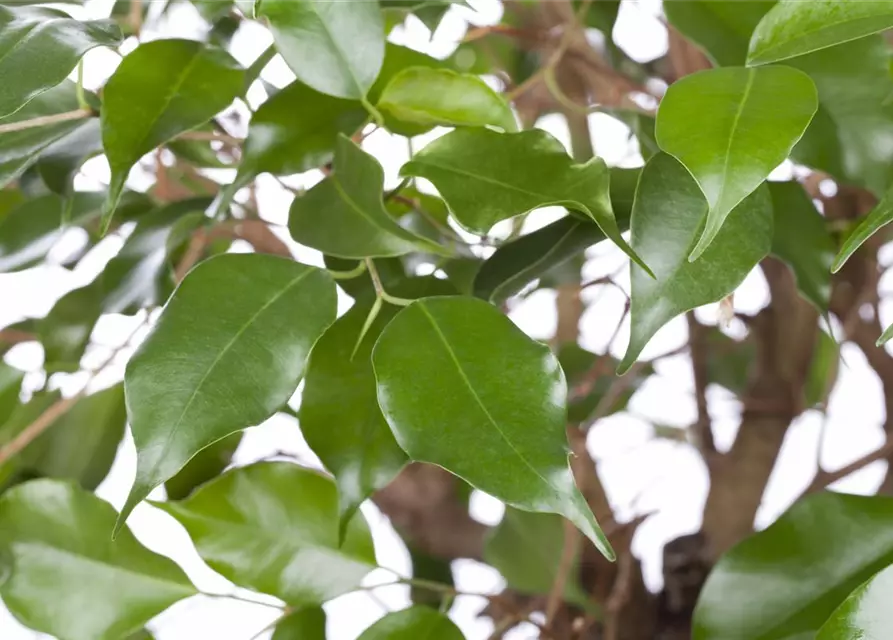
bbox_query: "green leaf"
[369,43,445,136]
[748,0,893,65]
[378,67,517,131]
[693,492,893,640]
[833,184,893,273]
[35,118,103,194]
[289,135,443,258]
[155,462,376,605]
[39,281,103,373]
[372,296,614,560]
[402,128,648,273]
[164,432,242,501]
[118,254,336,530]
[101,39,243,231]
[818,563,893,640]
[619,154,772,373]
[655,66,816,261]
[0,392,59,486]
[257,0,384,100]
[0,81,95,190]
[0,363,24,427]
[769,181,834,310]
[664,0,775,66]
[485,507,590,607]
[271,607,326,640]
[0,6,120,118]
[0,479,195,640]
[356,606,464,640]
[804,330,839,409]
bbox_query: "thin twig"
[0,329,37,344]
[801,436,893,497]
[176,130,244,146]
[0,108,93,135]
[687,313,716,457]
[545,520,580,629]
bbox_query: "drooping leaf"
[356,607,464,640]
[35,118,103,194]
[833,184,893,272]
[378,67,517,131]
[0,6,120,118]
[0,363,24,427]
[289,135,443,258]
[164,432,242,501]
[271,607,327,640]
[155,462,376,605]
[485,507,590,607]
[257,0,385,100]
[101,39,243,230]
[655,66,816,261]
[0,81,95,190]
[619,154,772,373]
[817,563,893,640]
[748,0,893,65]
[39,281,103,373]
[401,128,647,273]
[118,254,336,529]
[0,479,195,640]
[769,181,834,310]
[693,492,893,640]
[372,296,614,560]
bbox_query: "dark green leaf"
[664,0,775,66]
[804,330,839,409]
[378,67,516,131]
[289,135,444,258]
[0,363,24,427]
[164,432,242,501]
[769,181,834,310]
[655,66,816,260]
[619,154,772,373]
[401,128,647,273]
[257,0,384,100]
[748,0,893,65]
[408,547,454,608]
[118,254,336,529]
[0,479,195,640]
[356,607,464,640]
[101,39,243,230]
[693,492,893,640]
[0,6,120,118]
[833,184,893,273]
[39,281,103,373]
[272,607,326,640]
[156,462,376,605]
[372,296,614,560]
[818,563,893,640]
[35,118,103,194]
[704,328,754,395]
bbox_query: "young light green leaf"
[401,128,649,273]
[369,43,445,136]
[833,184,893,273]
[356,606,464,640]
[620,154,772,373]
[164,432,242,501]
[272,607,326,640]
[0,480,195,640]
[257,0,384,100]
[118,254,336,531]
[818,564,893,640]
[748,0,893,66]
[694,492,893,640]
[155,462,376,605]
[372,296,615,560]
[655,66,816,261]
[769,181,835,311]
[0,6,120,118]
[101,39,243,231]
[378,67,517,131]
[289,135,444,258]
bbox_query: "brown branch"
[0,108,93,135]
[0,396,80,465]
[545,521,581,629]
[0,329,37,344]
[686,313,716,458]
[176,130,244,146]
[802,436,893,498]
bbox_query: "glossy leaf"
[372,296,614,560]
[289,135,443,258]
[356,607,464,640]
[818,564,893,640]
[833,184,893,272]
[401,128,647,273]
[769,181,834,310]
[101,39,243,230]
[164,432,242,501]
[119,254,336,529]
[694,492,893,640]
[35,118,103,194]
[620,154,772,373]
[39,281,103,373]
[272,607,326,640]
[258,0,384,100]
[156,462,376,605]
[0,480,195,640]
[369,43,445,136]
[0,6,120,118]
[664,0,775,66]
[378,67,516,131]
[748,0,893,65]
[655,66,816,261]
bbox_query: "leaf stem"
[76,61,89,110]
[200,591,285,611]
[351,296,383,360]
[327,260,367,280]
[361,96,385,128]
[365,258,414,306]
[0,108,93,136]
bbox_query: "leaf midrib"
[712,67,755,213]
[330,175,419,250]
[753,12,892,61]
[307,0,365,98]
